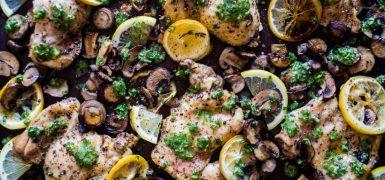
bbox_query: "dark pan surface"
[0,1,384,180]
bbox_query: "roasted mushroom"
[93,8,114,30]
[105,113,129,134]
[99,84,123,104]
[81,89,97,101]
[96,39,113,68]
[83,32,99,59]
[6,40,24,53]
[96,65,113,82]
[5,15,28,40]
[307,38,327,55]
[130,0,146,12]
[297,43,308,55]
[80,100,106,128]
[0,82,23,110]
[219,47,248,70]
[0,51,19,77]
[253,140,280,161]
[252,89,282,116]
[146,67,172,95]
[243,119,264,144]
[270,44,291,68]
[251,55,275,72]
[326,21,351,42]
[224,74,245,94]
[43,78,69,98]
[22,63,46,87]
[371,41,385,59]
[261,159,277,173]
[348,47,375,74]
[86,72,103,92]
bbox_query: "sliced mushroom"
[0,83,23,110]
[43,78,69,98]
[93,8,114,30]
[81,89,97,101]
[86,72,103,92]
[122,62,147,78]
[83,32,99,59]
[348,47,375,74]
[6,40,24,53]
[105,113,128,134]
[261,159,277,173]
[327,21,351,42]
[96,65,113,82]
[21,63,45,87]
[0,51,19,77]
[270,44,291,68]
[253,140,280,161]
[6,15,28,40]
[251,55,275,72]
[371,40,385,59]
[146,67,172,95]
[307,38,327,55]
[130,0,146,12]
[80,100,106,128]
[219,47,248,70]
[96,40,113,67]
[306,60,322,72]
[322,56,347,77]
[243,119,264,145]
[297,43,308,55]
[224,74,245,94]
[252,89,282,115]
[140,87,154,109]
[99,84,123,104]
[297,140,315,167]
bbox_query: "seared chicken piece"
[29,0,91,70]
[13,98,138,179]
[201,162,225,180]
[151,60,243,179]
[163,0,262,46]
[275,98,381,179]
[321,0,362,33]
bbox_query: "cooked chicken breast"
[13,98,138,179]
[29,0,91,70]
[151,60,243,179]
[201,162,225,180]
[321,0,362,33]
[163,0,262,46]
[275,98,381,179]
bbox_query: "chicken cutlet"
[151,59,244,179]
[275,98,381,179]
[13,98,138,179]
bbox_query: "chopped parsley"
[188,83,201,93]
[340,141,349,152]
[197,136,211,150]
[311,127,323,139]
[322,155,347,178]
[74,59,89,77]
[27,126,44,141]
[175,69,192,77]
[329,131,341,141]
[15,74,23,82]
[361,17,381,32]
[327,46,359,66]
[112,79,127,98]
[299,109,318,123]
[34,8,47,19]
[216,0,250,23]
[66,139,99,168]
[49,78,61,88]
[223,95,238,111]
[138,43,166,64]
[164,132,194,160]
[1,136,12,146]
[281,114,299,137]
[187,122,199,133]
[33,44,61,60]
[211,90,223,100]
[350,160,365,177]
[288,101,300,111]
[376,75,385,85]
[114,103,129,119]
[5,17,21,33]
[51,4,75,30]
[191,171,200,180]
[46,118,68,137]
[233,159,246,177]
[115,12,129,26]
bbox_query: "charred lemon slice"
[107,155,149,180]
[339,76,385,135]
[219,135,253,180]
[0,77,44,129]
[162,19,211,62]
[268,0,322,42]
[241,70,288,130]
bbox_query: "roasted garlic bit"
[93,8,114,30]
[270,44,291,68]
[83,32,99,59]
[0,51,19,77]
[43,78,69,97]
[80,100,106,128]
[5,14,28,40]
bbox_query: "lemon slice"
[130,106,163,144]
[112,16,157,47]
[107,155,149,180]
[162,19,211,62]
[241,70,288,130]
[0,77,44,130]
[79,0,103,6]
[268,0,322,42]
[0,136,32,180]
[0,0,27,17]
[219,135,253,180]
[372,166,385,180]
[339,76,385,135]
